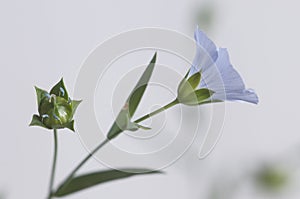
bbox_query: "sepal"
[50,78,69,100]
[29,114,49,129]
[71,100,82,117]
[34,86,50,106]
[177,72,201,100]
[178,88,214,106]
[63,120,75,132]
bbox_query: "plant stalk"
[56,98,179,193]
[134,98,179,123]
[47,129,58,199]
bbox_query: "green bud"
[30,78,81,131]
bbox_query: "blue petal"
[226,89,259,104]
[200,48,258,104]
[189,26,218,76]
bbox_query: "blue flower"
[187,27,258,104]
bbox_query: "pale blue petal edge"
[189,26,218,76]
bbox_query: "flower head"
[29,78,81,131]
[177,27,258,105]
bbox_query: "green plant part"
[30,78,81,131]
[107,53,157,140]
[256,166,289,191]
[177,71,214,105]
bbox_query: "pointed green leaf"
[128,53,157,117]
[50,78,69,100]
[53,169,162,197]
[71,100,82,116]
[107,108,130,139]
[29,114,48,129]
[107,53,157,140]
[107,121,123,140]
[34,86,49,106]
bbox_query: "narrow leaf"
[107,53,157,140]
[107,121,123,140]
[50,78,69,100]
[54,169,162,197]
[128,53,157,117]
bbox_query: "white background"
[1,0,300,198]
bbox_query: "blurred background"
[1,0,300,198]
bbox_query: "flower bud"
[30,78,81,131]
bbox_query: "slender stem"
[60,138,110,188]
[47,129,58,199]
[57,98,179,192]
[134,98,179,123]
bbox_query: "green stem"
[60,138,110,188]
[47,129,58,199]
[56,98,179,192]
[134,98,179,123]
